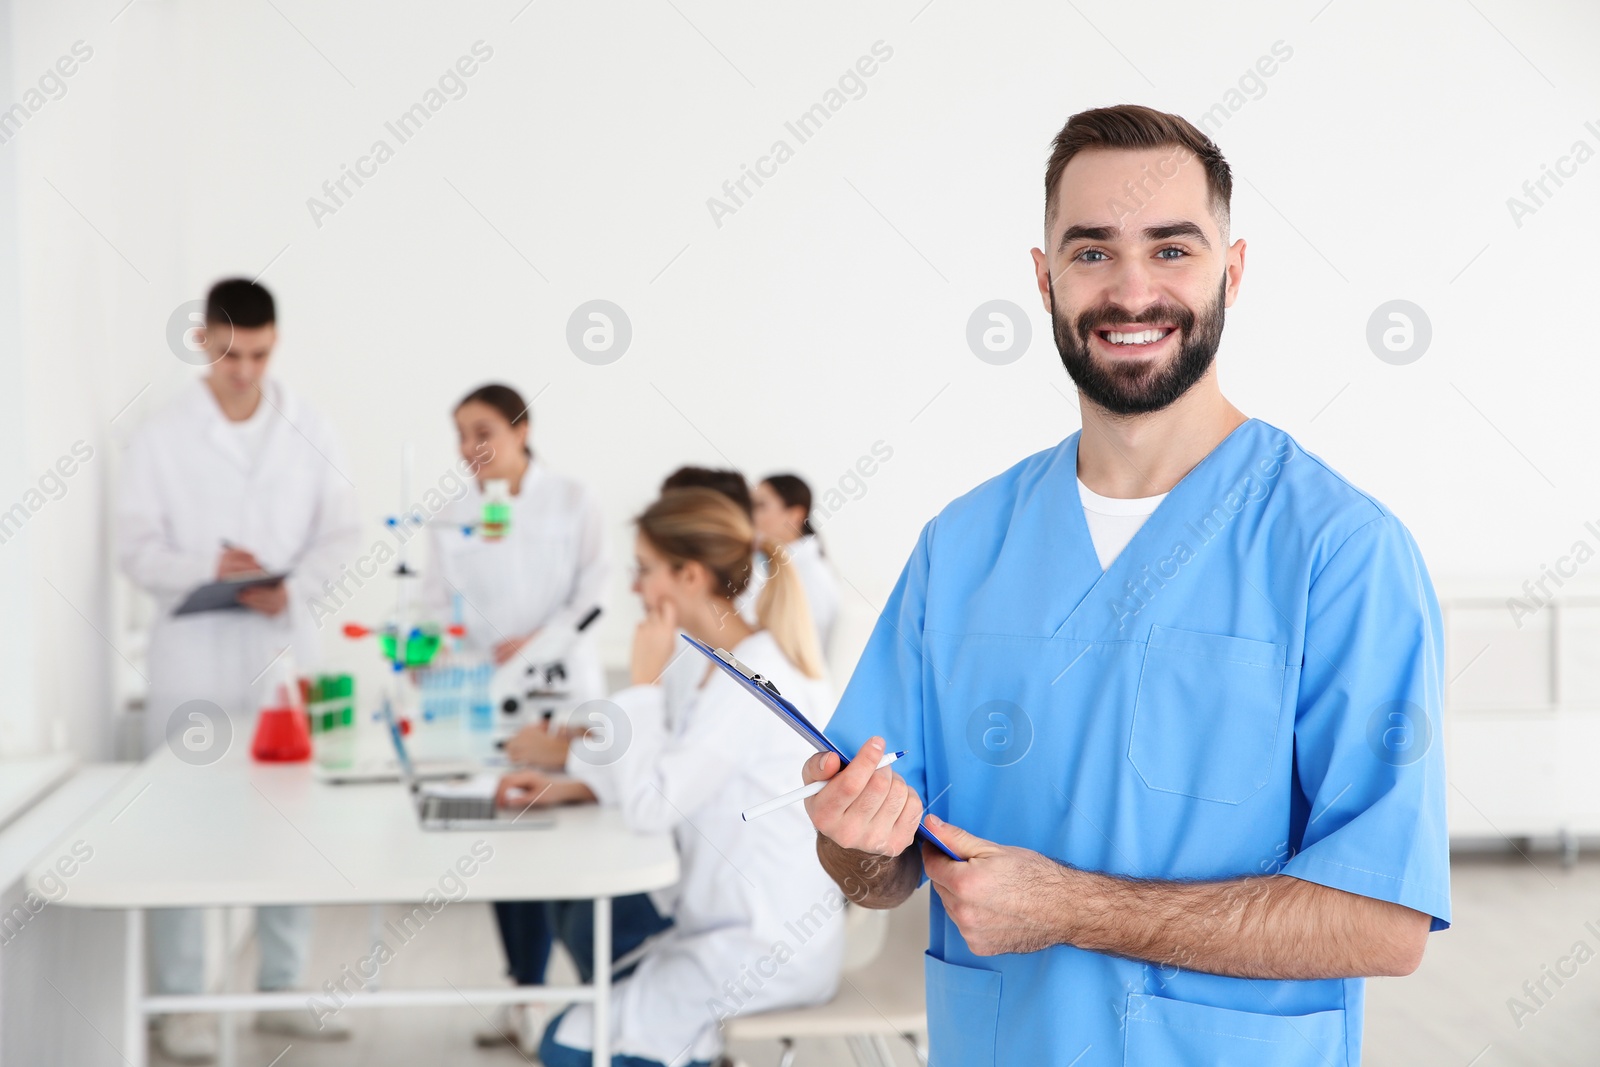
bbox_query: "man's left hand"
[920,813,1074,956]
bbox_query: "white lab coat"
[561,630,846,1064]
[117,378,362,754]
[420,458,609,702]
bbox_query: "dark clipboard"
[173,571,290,616]
[680,633,961,861]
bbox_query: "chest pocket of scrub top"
[1129,625,1286,804]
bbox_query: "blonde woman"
[496,487,845,1067]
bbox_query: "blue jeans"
[491,899,554,985]
[492,893,672,986]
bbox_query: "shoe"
[473,1001,544,1054]
[154,1013,218,1064]
[254,1007,352,1040]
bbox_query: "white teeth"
[1104,329,1168,345]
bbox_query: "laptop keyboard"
[422,794,497,822]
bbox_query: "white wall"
[0,0,38,756]
[5,0,1598,758]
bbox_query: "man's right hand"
[218,547,264,578]
[802,735,925,857]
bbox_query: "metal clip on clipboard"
[713,647,773,691]
[682,634,962,861]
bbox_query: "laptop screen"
[379,697,416,782]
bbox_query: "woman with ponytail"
[494,487,844,1067]
[753,473,839,659]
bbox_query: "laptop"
[380,698,553,832]
[315,753,483,786]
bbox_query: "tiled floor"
[1365,851,1600,1066]
[148,852,1600,1066]
[152,896,908,1067]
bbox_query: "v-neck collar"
[1051,417,1261,638]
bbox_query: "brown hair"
[636,487,824,680]
[205,278,275,327]
[1043,104,1232,240]
[661,467,752,518]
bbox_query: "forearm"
[119,542,214,598]
[1057,868,1426,979]
[115,449,212,597]
[817,833,922,909]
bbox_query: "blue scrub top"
[827,419,1450,1067]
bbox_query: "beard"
[1049,273,1227,416]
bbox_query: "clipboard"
[173,571,290,616]
[681,633,961,861]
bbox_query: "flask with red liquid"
[252,654,312,762]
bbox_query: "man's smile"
[1090,324,1178,359]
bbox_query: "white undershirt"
[226,398,274,472]
[1078,478,1167,570]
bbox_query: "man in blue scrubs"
[803,104,1450,1066]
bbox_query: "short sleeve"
[1280,514,1452,931]
[824,520,935,816]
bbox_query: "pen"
[740,750,905,822]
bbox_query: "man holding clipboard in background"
[801,106,1450,1065]
[116,278,361,1061]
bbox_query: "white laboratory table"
[0,753,77,832]
[23,743,679,1067]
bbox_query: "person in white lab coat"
[115,279,361,1062]
[655,467,764,716]
[473,464,755,1055]
[420,382,609,697]
[413,383,614,1054]
[495,487,846,1067]
[752,474,839,661]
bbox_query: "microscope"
[489,605,603,737]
